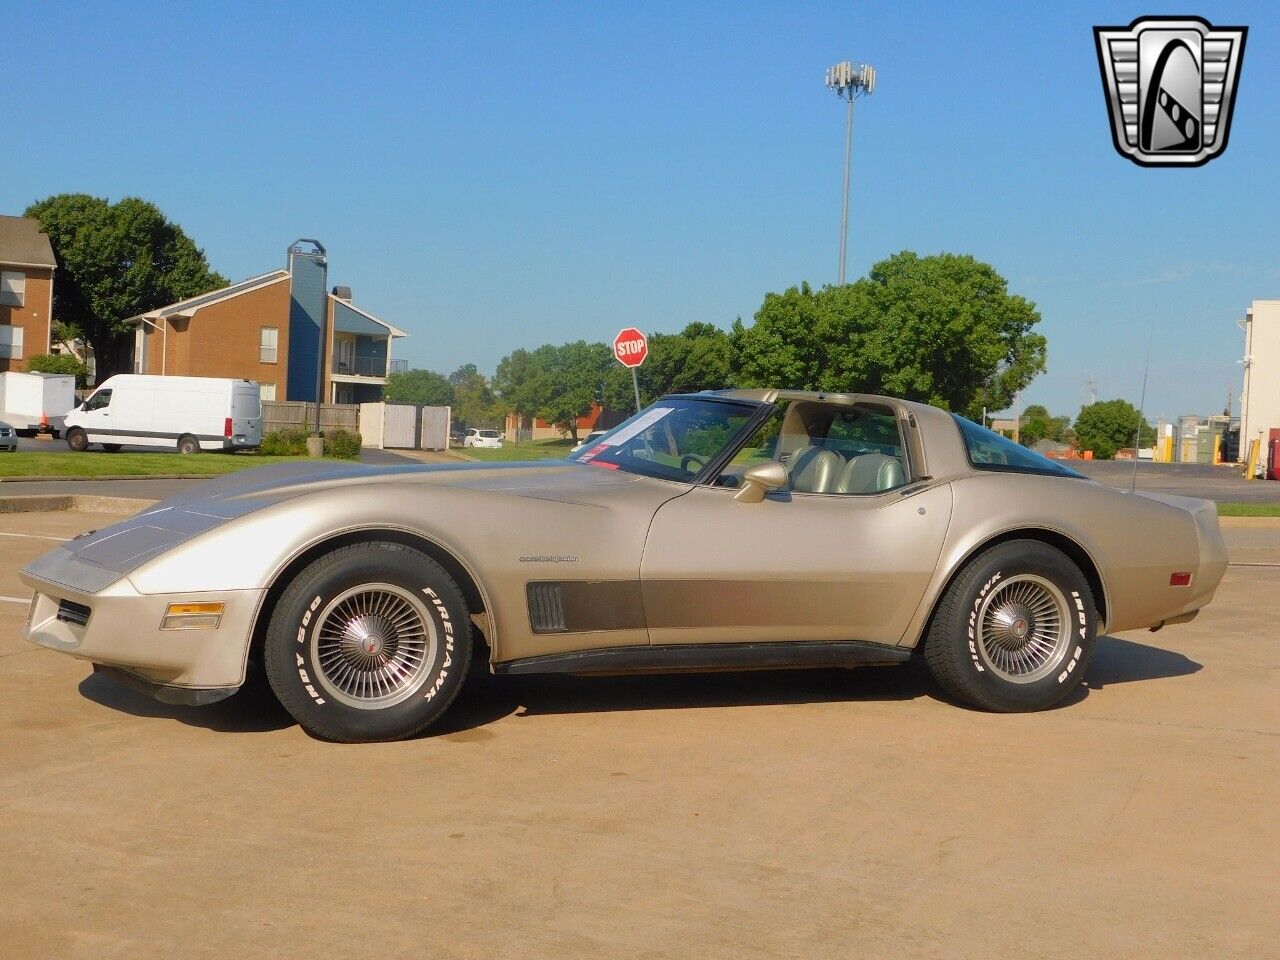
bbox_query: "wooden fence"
[262,401,360,435]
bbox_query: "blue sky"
[3,1,1275,418]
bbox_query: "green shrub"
[323,428,362,460]
[26,354,89,388]
[258,428,309,456]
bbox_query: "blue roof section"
[329,295,407,338]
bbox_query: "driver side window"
[716,401,908,496]
[84,389,112,412]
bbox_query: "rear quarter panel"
[899,473,1204,645]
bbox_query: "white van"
[63,375,263,453]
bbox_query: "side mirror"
[734,461,788,503]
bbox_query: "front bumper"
[21,567,264,700]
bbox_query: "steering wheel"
[680,453,709,473]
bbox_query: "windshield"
[952,415,1084,479]
[568,397,759,481]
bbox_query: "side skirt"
[493,641,911,676]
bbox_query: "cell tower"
[1083,375,1098,406]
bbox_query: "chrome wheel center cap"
[342,615,395,662]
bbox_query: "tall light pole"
[825,61,876,286]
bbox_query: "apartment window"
[0,271,25,307]
[259,383,277,403]
[259,326,278,363]
[0,325,23,360]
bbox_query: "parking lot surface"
[0,508,1275,960]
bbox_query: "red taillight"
[224,417,233,438]
[1170,572,1192,587]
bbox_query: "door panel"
[641,483,953,646]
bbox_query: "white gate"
[419,406,450,451]
[384,404,417,448]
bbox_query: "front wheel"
[923,540,1098,712]
[264,542,472,742]
[65,428,89,452]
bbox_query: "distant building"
[125,241,406,404]
[505,402,626,443]
[1238,300,1280,475]
[0,215,56,373]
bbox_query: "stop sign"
[613,327,648,368]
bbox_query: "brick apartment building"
[0,215,56,373]
[126,240,406,403]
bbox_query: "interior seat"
[787,445,844,493]
[836,453,905,494]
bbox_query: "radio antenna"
[1130,311,1157,494]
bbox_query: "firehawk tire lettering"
[923,541,1098,713]
[264,542,472,742]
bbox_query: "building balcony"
[332,355,392,378]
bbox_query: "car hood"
[23,459,663,591]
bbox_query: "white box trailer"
[63,375,263,453]
[0,371,77,435]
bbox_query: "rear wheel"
[923,540,1098,712]
[264,542,472,742]
[176,434,200,455]
[65,428,89,452]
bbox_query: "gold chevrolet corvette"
[21,390,1227,742]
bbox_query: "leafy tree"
[1073,399,1155,460]
[732,252,1046,418]
[1018,403,1071,448]
[24,195,227,379]
[447,364,501,429]
[385,368,454,407]
[493,341,614,441]
[26,353,89,388]
[601,321,735,411]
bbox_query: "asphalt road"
[1070,458,1280,503]
[0,508,1274,959]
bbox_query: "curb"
[0,474,213,482]
[0,495,157,515]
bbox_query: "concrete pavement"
[0,508,1274,959]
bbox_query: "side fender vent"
[527,583,567,634]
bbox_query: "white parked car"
[0,420,17,452]
[463,428,503,449]
[63,375,263,454]
[571,429,608,453]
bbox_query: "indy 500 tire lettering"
[925,540,1099,712]
[265,542,472,742]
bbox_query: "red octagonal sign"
[613,327,648,368]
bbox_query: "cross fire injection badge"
[1094,16,1247,167]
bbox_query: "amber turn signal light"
[161,601,225,630]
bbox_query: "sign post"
[612,327,648,412]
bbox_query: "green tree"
[1018,403,1071,448]
[24,194,227,380]
[447,363,501,429]
[732,252,1046,418]
[25,353,90,388]
[493,341,613,441]
[1073,399,1155,460]
[601,322,735,411]
[385,368,454,407]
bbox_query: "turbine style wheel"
[312,584,438,709]
[923,540,1098,712]
[264,542,472,742]
[974,574,1069,684]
